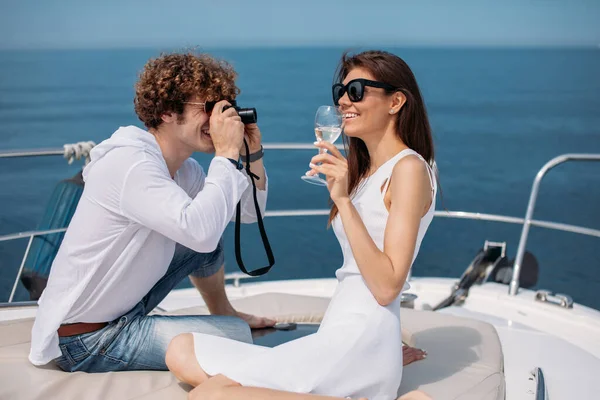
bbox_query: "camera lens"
[238,108,257,124]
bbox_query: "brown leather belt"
[57,322,108,337]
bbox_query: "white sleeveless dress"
[191,149,437,400]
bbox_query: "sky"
[0,0,599,49]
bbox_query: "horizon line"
[1,43,599,52]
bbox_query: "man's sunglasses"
[332,79,399,106]
[183,99,237,113]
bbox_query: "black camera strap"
[234,139,275,276]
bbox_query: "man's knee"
[184,238,224,279]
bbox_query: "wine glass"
[301,105,343,186]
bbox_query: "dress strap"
[381,149,436,197]
[379,149,412,196]
[421,159,436,194]
[381,174,393,195]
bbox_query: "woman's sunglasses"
[332,79,399,106]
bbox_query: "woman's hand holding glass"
[306,141,350,204]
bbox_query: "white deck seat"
[0,293,504,400]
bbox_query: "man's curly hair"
[134,51,240,129]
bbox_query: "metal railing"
[4,228,68,303]
[0,143,346,160]
[1,145,599,304]
[532,367,548,400]
[509,154,600,295]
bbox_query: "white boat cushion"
[0,293,504,400]
[398,308,505,400]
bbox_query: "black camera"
[206,100,257,124]
[223,100,257,125]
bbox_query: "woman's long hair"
[329,50,436,223]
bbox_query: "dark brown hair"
[134,51,240,129]
[330,50,436,223]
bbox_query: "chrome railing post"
[532,367,548,400]
[509,164,548,296]
[8,235,34,303]
[510,154,600,296]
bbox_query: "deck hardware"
[535,290,573,309]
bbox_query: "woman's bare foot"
[188,374,240,400]
[398,390,433,400]
[403,345,427,366]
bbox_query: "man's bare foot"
[213,304,277,329]
[403,345,427,366]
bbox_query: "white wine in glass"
[301,106,343,186]
[315,126,342,144]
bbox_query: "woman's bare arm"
[336,156,431,305]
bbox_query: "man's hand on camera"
[241,123,263,155]
[209,100,245,160]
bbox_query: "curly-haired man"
[29,52,274,373]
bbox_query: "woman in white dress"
[166,50,438,400]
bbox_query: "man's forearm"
[189,265,235,315]
[241,156,266,191]
[237,152,268,222]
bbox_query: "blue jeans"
[54,240,252,372]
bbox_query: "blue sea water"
[0,47,599,309]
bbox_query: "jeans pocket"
[59,337,90,367]
[54,354,72,371]
[98,315,128,355]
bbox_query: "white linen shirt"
[29,125,267,366]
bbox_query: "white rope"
[63,141,96,165]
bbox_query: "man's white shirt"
[29,125,267,366]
